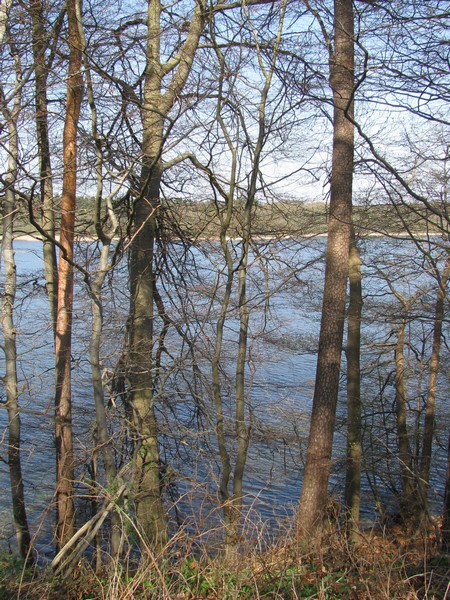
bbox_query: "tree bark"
[128,152,168,547]
[298,0,354,541]
[0,43,33,559]
[30,0,58,335]
[395,318,416,520]
[75,0,122,558]
[419,257,450,505]
[126,0,206,547]
[127,0,166,546]
[344,229,362,537]
[54,0,83,548]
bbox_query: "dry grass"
[1,517,448,600]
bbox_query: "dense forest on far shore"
[10,198,449,240]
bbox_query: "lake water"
[0,236,448,556]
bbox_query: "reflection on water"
[0,237,448,554]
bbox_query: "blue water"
[0,236,448,555]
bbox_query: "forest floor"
[1,523,449,599]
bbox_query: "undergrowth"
[1,525,448,599]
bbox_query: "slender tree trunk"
[224,205,251,558]
[395,318,417,520]
[344,229,362,537]
[30,0,58,334]
[419,258,450,507]
[90,273,122,557]
[298,0,354,541]
[75,0,122,558]
[0,58,32,559]
[2,185,32,563]
[54,0,83,548]
[211,191,235,544]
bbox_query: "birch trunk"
[0,58,32,559]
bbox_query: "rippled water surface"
[0,237,448,554]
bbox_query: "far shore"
[7,230,443,243]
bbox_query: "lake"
[0,236,448,556]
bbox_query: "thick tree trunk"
[54,0,83,548]
[128,158,168,547]
[126,0,206,547]
[298,0,354,541]
[344,230,362,537]
[128,52,167,540]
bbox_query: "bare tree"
[30,0,64,335]
[298,0,355,541]
[54,0,83,548]
[126,0,208,547]
[0,3,32,558]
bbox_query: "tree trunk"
[344,229,362,537]
[126,0,206,547]
[394,318,417,521]
[30,0,58,335]
[127,5,167,544]
[90,272,122,557]
[0,55,32,559]
[54,0,83,548]
[419,257,450,508]
[75,0,122,558]
[128,58,168,543]
[128,159,168,547]
[211,196,234,548]
[298,0,354,541]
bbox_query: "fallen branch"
[51,483,127,577]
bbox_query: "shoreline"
[7,231,444,243]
